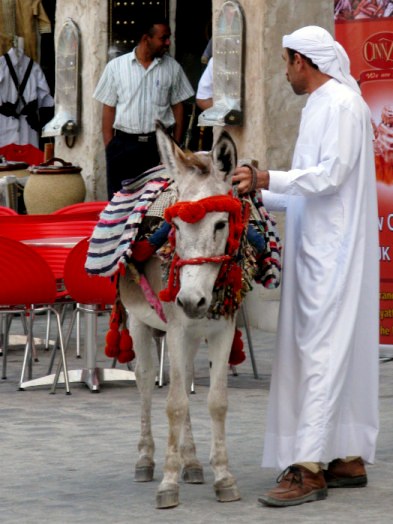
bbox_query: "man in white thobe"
[233,25,379,507]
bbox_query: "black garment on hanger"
[0,53,40,131]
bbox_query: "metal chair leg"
[0,314,4,357]
[152,334,167,388]
[19,312,34,388]
[154,335,165,387]
[45,310,51,350]
[1,313,10,379]
[50,305,71,394]
[76,305,81,358]
[154,334,196,393]
[51,304,80,392]
[239,304,259,379]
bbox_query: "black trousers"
[105,132,161,198]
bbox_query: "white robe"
[0,48,54,147]
[262,79,379,470]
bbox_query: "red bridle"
[159,193,249,305]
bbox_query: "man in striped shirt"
[93,17,194,197]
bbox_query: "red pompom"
[105,345,120,358]
[159,288,171,302]
[119,328,133,352]
[178,201,206,223]
[132,239,156,262]
[104,323,121,358]
[105,328,120,347]
[228,328,246,366]
[118,348,135,363]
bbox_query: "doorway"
[175,0,212,91]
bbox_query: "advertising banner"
[335,1,393,349]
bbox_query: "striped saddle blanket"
[85,166,175,277]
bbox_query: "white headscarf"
[282,25,360,94]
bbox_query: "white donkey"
[119,123,243,509]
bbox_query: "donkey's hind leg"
[131,319,157,482]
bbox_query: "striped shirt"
[93,49,194,134]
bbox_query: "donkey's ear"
[155,121,186,181]
[211,130,237,183]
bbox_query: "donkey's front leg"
[156,329,191,509]
[181,354,204,485]
[207,323,241,503]
[156,373,188,508]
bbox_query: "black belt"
[114,129,156,142]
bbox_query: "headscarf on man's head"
[282,25,360,94]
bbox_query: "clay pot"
[24,157,86,214]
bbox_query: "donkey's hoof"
[214,481,241,503]
[182,466,204,484]
[156,485,179,509]
[134,465,154,482]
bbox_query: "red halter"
[159,193,248,305]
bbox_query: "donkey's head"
[156,122,240,319]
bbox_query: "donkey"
[119,123,243,509]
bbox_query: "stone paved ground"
[1,314,393,523]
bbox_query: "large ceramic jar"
[24,157,86,214]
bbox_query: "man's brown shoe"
[324,458,367,488]
[258,465,328,507]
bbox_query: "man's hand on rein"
[232,165,270,194]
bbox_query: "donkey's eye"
[215,221,226,232]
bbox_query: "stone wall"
[212,0,334,330]
[53,1,108,201]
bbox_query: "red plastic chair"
[0,205,18,215]
[0,215,98,356]
[52,201,108,221]
[0,215,99,277]
[0,143,44,165]
[0,213,99,231]
[64,237,116,304]
[0,236,70,393]
[52,238,119,391]
[0,216,97,274]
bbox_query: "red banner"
[335,3,393,346]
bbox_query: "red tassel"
[104,305,121,358]
[104,327,121,358]
[228,328,246,366]
[119,328,133,352]
[105,344,121,359]
[118,348,135,364]
[104,284,136,362]
[105,328,120,346]
[158,287,171,302]
[118,328,135,363]
[159,254,180,302]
